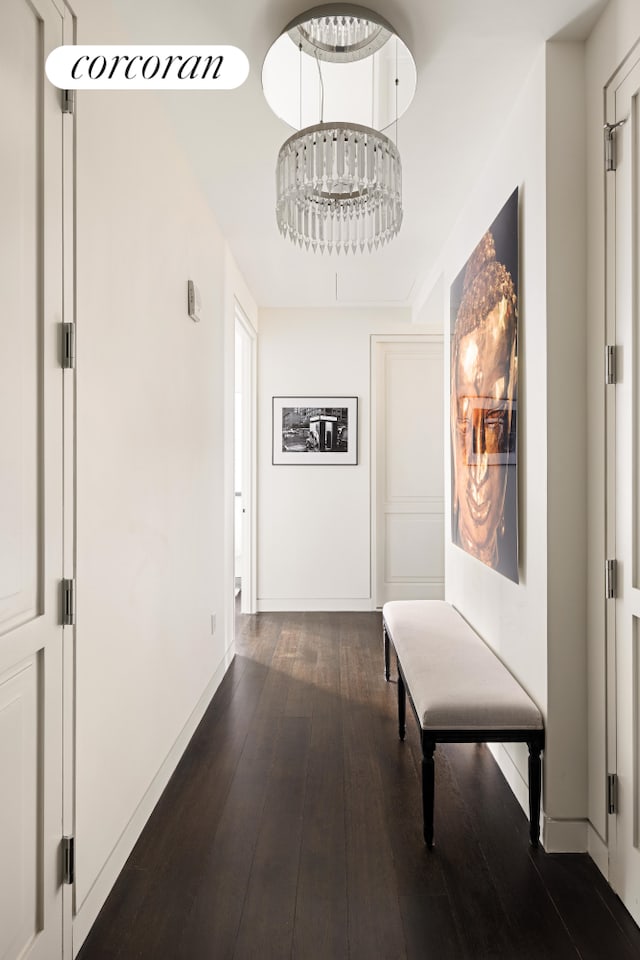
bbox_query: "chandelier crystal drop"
[287,14,391,62]
[276,122,402,254]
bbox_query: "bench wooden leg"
[383,623,391,681]
[528,740,542,847]
[422,738,436,848]
[397,664,406,740]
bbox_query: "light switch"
[187,279,201,323]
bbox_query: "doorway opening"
[234,303,257,615]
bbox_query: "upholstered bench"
[382,600,545,848]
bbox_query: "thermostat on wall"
[187,279,201,323]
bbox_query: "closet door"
[374,337,444,605]
[607,48,640,927]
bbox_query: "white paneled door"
[608,48,640,925]
[374,337,444,605]
[0,0,65,957]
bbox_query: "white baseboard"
[488,743,589,852]
[588,823,610,879]
[72,644,235,956]
[543,817,588,852]
[257,597,375,612]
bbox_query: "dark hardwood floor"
[78,610,640,959]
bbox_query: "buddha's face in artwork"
[451,235,517,571]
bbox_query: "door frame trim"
[603,57,618,873]
[61,2,76,956]
[234,301,257,615]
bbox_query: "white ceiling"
[112,0,606,309]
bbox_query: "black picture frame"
[272,396,358,465]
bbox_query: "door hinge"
[62,579,75,626]
[61,89,75,115]
[606,559,617,600]
[62,836,75,884]
[61,322,75,369]
[604,119,626,172]
[607,773,618,815]
[606,345,617,385]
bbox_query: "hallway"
[78,611,640,959]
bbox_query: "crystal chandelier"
[276,122,402,253]
[269,5,410,255]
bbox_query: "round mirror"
[262,4,417,132]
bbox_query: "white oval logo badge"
[46,45,249,90]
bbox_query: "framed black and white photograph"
[272,397,358,465]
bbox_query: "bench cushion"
[383,600,543,732]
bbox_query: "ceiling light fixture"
[286,10,392,63]
[276,121,401,253]
[265,4,415,255]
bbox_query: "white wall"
[585,0,640,873]
[545,40,588,830]
[442,47,549,826]
[257,307,435,611]
[433,42,589,849]
[71,1,256,950]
